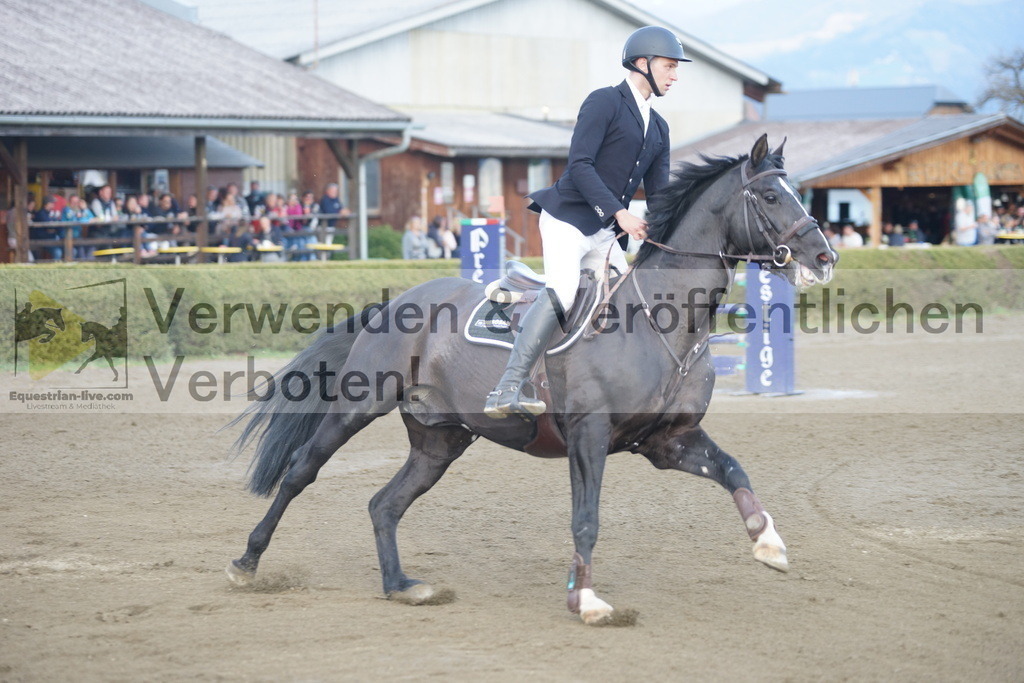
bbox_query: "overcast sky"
[627,0,1021,102]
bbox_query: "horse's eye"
[764,193,778,204]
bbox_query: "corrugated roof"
[408,111,572,157]
[674,113,1024,188]
[672,118,914,180]
[765,85,969,121]
[0,0,409,132]
[795,113,1023,184]
[25,136,262,169]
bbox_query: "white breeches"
[539,210,628,312]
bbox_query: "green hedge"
[1,246,1021,368]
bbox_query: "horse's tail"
[229,303,388,497]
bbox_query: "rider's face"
[649,57,679,95]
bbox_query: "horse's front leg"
[639,426,788,572]
[565,416,614,625]
[75,351,100,374]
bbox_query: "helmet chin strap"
[631,57,662,97]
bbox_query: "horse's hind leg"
[227,409,381,585]
[640,426,788,572]
[369,415,474,604]
[104,354,118,382]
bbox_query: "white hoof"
[389,582,435,605]
[752,512,789,572]
[578,588,614,626]
[225,561,255,586]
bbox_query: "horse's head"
[80,321,94,343]
[731,134,837,287]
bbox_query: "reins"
[588,159,820,407]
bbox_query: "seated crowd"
[21,180,349,262]
[820,199,1024,249]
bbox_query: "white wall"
[311,0,747,145]
[826,189,872,226]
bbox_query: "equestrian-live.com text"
[9,390,134,404]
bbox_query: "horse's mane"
[634,154,745,265]
[635,152,784,265]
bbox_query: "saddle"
[467,261,602,353]
[466,261,607,458]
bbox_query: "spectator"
[90,184,118,221]
[437,220,459,259]
[300,191,320,235]
[32,195,63,260]
[318,182,347,235]
[976,214,998,245]
[905,220,924,243]
[88,184,122,240]
[211,188,244,246]
[245,180,266,215]
[254,192,287,255]
[204,186,219,214]
[125,195,158,256]
[226,182,251,222]
[284,192,313,260]
[137,192,154,218]
[402,214,429,260]
[62,194,95,258]
[888,225,906,248]
[150,193,185,247]
[840,224,864,248]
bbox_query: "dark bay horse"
[77,308,127,381]
[15,305,65,344]
[226,135,837,625]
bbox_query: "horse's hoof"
[752,511,789,572]
[576,588,615,625]
[753,543,789,572]
[225,560,255,586]
[389,582,436,605]
[581,607,615,626]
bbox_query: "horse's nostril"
[817,252,832,264]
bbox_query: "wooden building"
[167,0,781,255]
[797,114,1024,245]
[674,112,1024,246]
[0,0,411,262]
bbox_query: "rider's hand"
[615,209,648,241]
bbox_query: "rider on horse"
[484,26,690,418]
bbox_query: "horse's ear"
[750,134,769,167]
[772,137,787,158]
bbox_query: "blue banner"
[744,263,796,395]
[460,219,506,284]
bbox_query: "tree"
[978,49,1024,117]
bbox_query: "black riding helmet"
[621,26,690,97]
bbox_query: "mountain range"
[633,0,1022,107]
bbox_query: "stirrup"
[484,380,547,418]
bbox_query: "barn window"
[527,159,551,192]
[478,158,503,211]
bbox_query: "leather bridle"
[641,160,820,268]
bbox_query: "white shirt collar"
[626,76,652,132]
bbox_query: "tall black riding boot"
[484,292,562,418]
